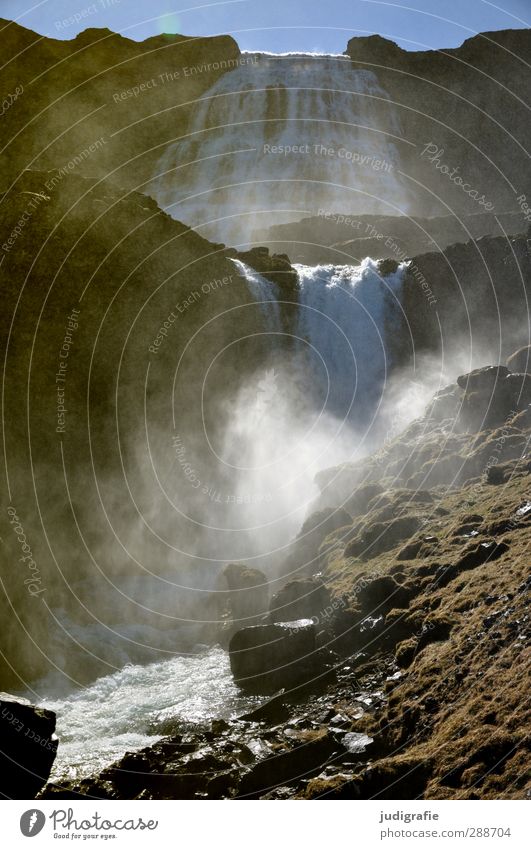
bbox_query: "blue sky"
[2,0,530,53]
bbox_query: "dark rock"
[344,483,384,517]
[0,693,58,799]
[457,365,509,392]
[357,576,412,614]
[505,372,531,407]
[486,465,506,484]
[218,563,269,627]
[237,730,341,797]
[459,380,515,432]
[229,622,320,694]
[269,578,330,624]
[345,515,423,560]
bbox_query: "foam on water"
[40,648,262,782]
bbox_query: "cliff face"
[396,229,531,367]
[0,20,240,191]
[345,30,531,220]
[0,169,264,690]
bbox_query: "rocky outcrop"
[217,564,269,636]
[230,247,299,293]
[228,621,325,694]
[0,693,58,799]
[269,578,331,624]
[345,30,531,220]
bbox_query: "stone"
[456,366,509,392]
[219,563,269,627]
[344,515,423,560]
[228,621,318,694]
[505,372,531,408]
[357,576,412,614]
[269,578,331,624]
[0,693,58,799]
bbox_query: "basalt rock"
[217,564,269,639]
[228,621,322,694]
[233,247,299,293]
[456,366,510,393]
[0,693,58,799]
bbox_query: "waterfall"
[149,53,412,243]
[237,258,407,422]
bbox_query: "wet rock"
[459,380,515,432]
[427,384,462,421]
[229,621,323,694]
[218,563,269,629]
[0,693,58,799]
[237,729,341,797]
[269,578,330,623]
[234,247,298,291]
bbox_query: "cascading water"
[28,56,412,786]
[41,648,263,782]
[232,257,408,422]
[149,53,412,243]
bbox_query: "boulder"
[0,693,58,799]
[426,384,462,421]
[507,345,531,374]
[228,622,319,694]
[219,563,269,626]
[505,372,531,407]
[357,575,412,614]
[458,380,515,432]
[456,365,509,392]
[269,578,331,624]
